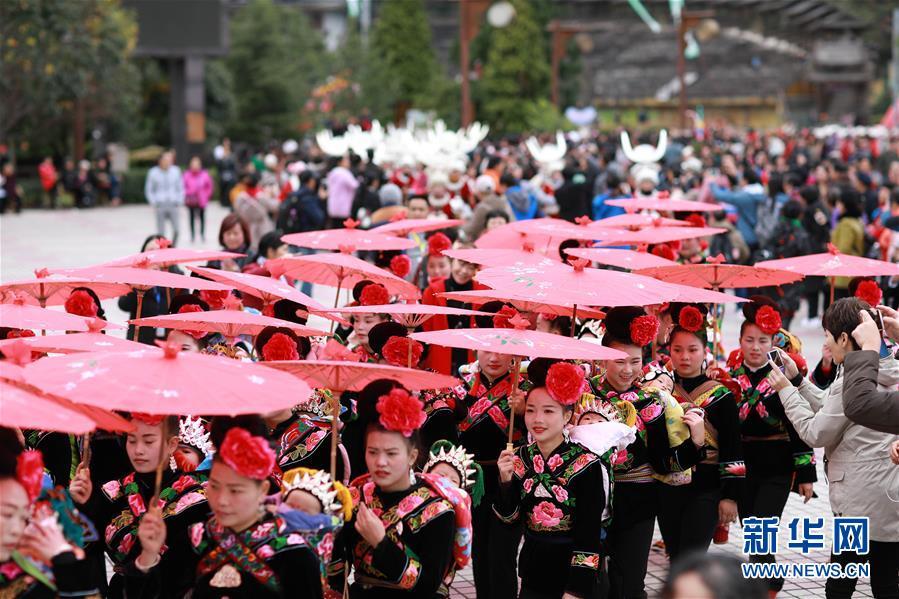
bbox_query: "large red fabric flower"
[390,254,411,278]
[16,450,44,502]
[629,315,659,347]
[428,233,452,257]
[359,284,389,306]
[754,306,782,335]
[376,389,426,437]
[218,428,276,480]
[177,305,206,339]
[64,290,98,318]
[678,306,704,332]
[855,280,882,307]
[261,332,300,361]
[545,362,585,406]
[493,306,519,329]
[684,214,707,228]
[382,336,423,367]
[199,289,230,310]
[651,244,676,262]
[130,412,164,426]
[6,329,35,339]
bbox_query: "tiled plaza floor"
[2,204,869,598]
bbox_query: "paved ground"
[2,204,870,597]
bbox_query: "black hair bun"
[741,295,781,323]
[474,300,510,329]
[368,321,408,356]
[169,293,210,315]
[603,306,646,344]
[255,326,311,359]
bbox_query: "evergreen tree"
[480,0,551,132]
[371,0,438,116]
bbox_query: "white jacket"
[778,357,899,541]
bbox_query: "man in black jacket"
[278,171,325,234]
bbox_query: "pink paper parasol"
[756,244,899,302]
[132,309,330,340]
[373,218,464,236]
[0,300,123,333]
[590,214,689,229]
[0,271,132,307]
[25,344,312,416]
[474,223,559,254]
[188,267,346,326]
[93,248,246,269]
[0,332,146,355]
[410,327,626,361]
[438,289,607,319]
[565,248,677,270]
[508,217,601,242]
[443,248,559,268]
[281,229,415,251]
[312,302,490,330]
[636,261,805,290]
[594,226,727,246]
[605,196,721,212]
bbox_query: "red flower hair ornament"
[855,279,882,307]
[376,388,426,437]
[390,254,411,278]
[684,214,707,228]
[382,336,423,367]
[545,362,585,406]
[199,289,230,310]
[130,412,165,426]
[262,332,300,361]
[754,306,782,336]
[428,233,452,257]
[629,315,660,347]
[16,450,44,503]
[651,244,676,262]
[678,306,705,333]
[64,290,98,318]
[6,329,35,340]
[218,428,276,480]
[493,306,520,329]
[177,304,206,339]
[359,284,389,307]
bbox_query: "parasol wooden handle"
[330,390,342,481]
[132,289,146,342]
[507,357,522,448]
[80,432,92,471]
[152,417,169,503]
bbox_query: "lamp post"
[677,10,714,129]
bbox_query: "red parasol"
[594,226,727,246]
[438,289,607,319]
[0,299,123,332]
[590,214,688,229]
[373,218,464,237]
[281,229,415,251]
[442,248,559,268]
[132,309,330,340]
[312,302,490,330]
[565,247,677,270]
[264,358,459,478]
[508,218,602,242]
[0,272,132,308]
[93,248,246,269]
[605,196,721,212]
[757,244,899,302]
[474,223,560,255]
[25,343,312,416]
[188,267,346,326]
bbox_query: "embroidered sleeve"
[188,522,208,554]
[706,388,745,501]
[565,458,606,597]
[787,417,818,484]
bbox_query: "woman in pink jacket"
[183,156,214,242]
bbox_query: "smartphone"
[877,311,886,337]
[767,349,785,372]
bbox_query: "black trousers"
[827,541,899,599]
[472,498,522,599]
[187,205,206,240]
[657,483,720,562]
[607,482,658,599]
[737,472,792,592]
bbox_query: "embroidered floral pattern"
[571,552,601,570]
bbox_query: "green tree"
[480,0,551,132]
[0,0,139,155]
[371,0,438,116]
[225,0,324,143]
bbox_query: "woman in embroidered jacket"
[728,298,816,596]
[768,298,899,599]
[587,307,707,599]
[329,382,462,598]
[0,433,100,598]
[134,422,324,598]
[68,414,208,598]
[496,359,607,599]
[657,304,745,561]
